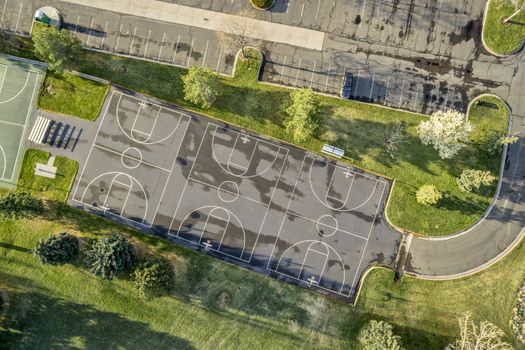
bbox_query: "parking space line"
[294,58,302,86]
[99,21,108,50]
[186,37,195,66]
[74,15,80,33]
[353,69,361,97]
[384,77,390,105]
[129,27,137,55]
[310,61,316,87]
[324,62,331,92]
[279,56,287,83]
[86,17,94,46]
[157,32,166,61]
[14,3,22,32]
[201,40,209,68]
[315,0,321,20]
[369,73,375,100]
[300,2,305,19]
[172,34,180,64]
[215,45,223,72]
[114,23,123,53]
[398,79,406,107]
[0,0,7,28]
[413,83,420,111]
[359,0,367,28]
[143,29,152,57]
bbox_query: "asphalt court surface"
[70,88,400,299]
[0,55,44,187]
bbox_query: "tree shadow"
[0,242,30,254]
[437,193,486,214]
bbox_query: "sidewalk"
[60,0,325,51]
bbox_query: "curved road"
[406,57,525,278]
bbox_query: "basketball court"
[70,88,400,301]
[0,55,45,188]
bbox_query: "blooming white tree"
[417,109,473,159]
[453,312,512,350]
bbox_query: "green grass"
[16,149,78,202]
[484,0,525,54]
[0,35,508,235]
[38,71,109,121]
[0,205,524,349]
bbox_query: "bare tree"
[219,14,261,59]
[452,312,513,350]
[504,0,525,23]
[383,121,408,158]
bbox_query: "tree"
[182,66,219,109]
[0,192,44,219]
[417,109,473,159]
[457,169,496,193]
[483,132,519,156]
[453,312,512,350]
[383,121,408,158]
[84,233,135,280]
[132,256,176,299]
[416,184,442,206]
[34,233,79,265]
[284,87,321,143]
[219,14,261,59]
[32,25,81,72]
[358,320,405,350]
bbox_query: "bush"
[250,0,274,9]
[34,233,79,265]
[457,169,496,193]
[132,256,175,299]
[415,184,442,206]
[358,320,405,350]
[84,233,135,280]
[0,192,44,218]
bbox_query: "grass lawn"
[37,71,109,121]
[16,149,78,202]
[484,0,525,54]
[0,205,524,349]
[0,32,508,236]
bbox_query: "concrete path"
[59,0,325,51]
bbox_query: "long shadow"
[0,242,30,253]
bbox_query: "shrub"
[358,320,404,350]
[34,233,79,265]
[415,184,442,206]
[250,0,274,9]
[0,192,44,218]
[132,256,175,299]
[457,169,496,193]
[84,233,135,280]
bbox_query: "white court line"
[279,56,287,83]
[0,0,7,28]
[0,145,6,179]
[398,79,406,107]
[173,231,251,263]
[310,60,316,87]
[130,102,161,142]
[172,34,180,64]
[92,144,171,173]
[99,21,108,50]
[226,133,257,173]
[215,45,223,72]
[353,69,361,98]
[14,3,21,32]
[186,38,195,66]
[350,181,387,290]
[157,32,166,61]
[294,58,302,86]
[0,70,30,105]
[369,73,375,100]
[9,73,38,181]
[86,17,94,46]
[201,40,209,68]
[324,62,331,92]
[324,166,355,210]
[73,15,80,33]
[129,27,137,55]
[288,210,369,241]
[114,24,123,52]
[0,65,7,94]
[143,29,152,58]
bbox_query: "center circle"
[121,147,143,169]
[218,181,240,203]
[316,214,338,237]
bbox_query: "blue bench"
[321,144,345,159]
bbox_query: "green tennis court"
[0,54,46,188]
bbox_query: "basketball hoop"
[306,276,318,287]
[202,239,212,252]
